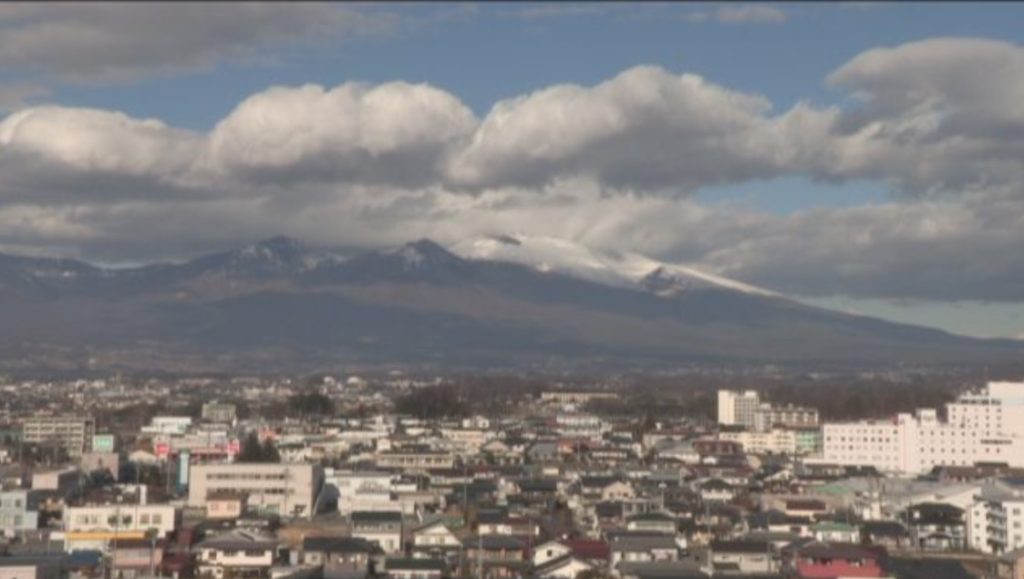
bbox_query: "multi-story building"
[201,402,237,424]
[375,449,455,471]
[63,502,177,552]
[351,511,403,554]
[719,429,798,455]
[822,382,1024,474]
[717,391,761,427]
[21,416,95,458]
[969,478,1024,554]
[328,471,398,515]
[753,404,819,432]
[187,463,324,520]
[0,489,42,533]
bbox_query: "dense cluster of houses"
[1,377,1022,578]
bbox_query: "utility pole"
[476,533,483,579]
[146,528,158,578]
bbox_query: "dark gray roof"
[303,536,384,555]
[351,511,402,524]
[463,535,525,550]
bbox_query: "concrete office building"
[187,463,324,520]
[21,416,95,458]
[717,390,761,427]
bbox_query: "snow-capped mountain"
[0,236,1021,373]
[451,234,777,298]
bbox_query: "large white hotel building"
[822,381,1024,475]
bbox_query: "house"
[533,553,594,578]
[301,536,384,573]
[785,499,828,520]
[384,557,447,579]
[812,521,860,543]
[699,479,736,503]
[532,538,610,571]
[411,519,462,560]
[709,539,777,575]
[626,512,676,535]
[906,503,966,551]
[476,513,538,538]
[861,521,910,550]
[617,560,708,579]
[580,476,635,502]
[462,535,527,578]
[514,479,560,504]
[352,511,404,554]
[195,530,278,579]
[750,510,814,537]
[610,536,679,566]
[791,542,885,578]
[111,538,165,579]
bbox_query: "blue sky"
[2,2,1024,339]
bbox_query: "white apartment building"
[63,503,177,552]
[823,381,1024,475]
[21,416,95,458]
[328,471,397,515]
[968,479,1024,554]
[187,463,324,520]
[717,390,761,427]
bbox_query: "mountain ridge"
[0,236,1020,374]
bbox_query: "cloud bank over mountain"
[1,37,1024,305]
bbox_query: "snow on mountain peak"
[450,234,778,298]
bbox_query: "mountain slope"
[450,234,778,297]
[0,237,1020,373]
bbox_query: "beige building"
[187,463,324,520]
[21,416,95,458]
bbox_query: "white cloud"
[204,82,477,188]
[0,3,390,83]
[445,65,829,192]
[821,38,1024,198]
[1,38,1024,305]
[0,106,204,203]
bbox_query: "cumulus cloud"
[204,82,477,188]
[0,106,205,203]
[822,37,1024,198]
[0,3,390,83]
[445,66,830,192]
[1,38,1024,305]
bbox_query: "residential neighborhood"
[2,374,1022,578]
